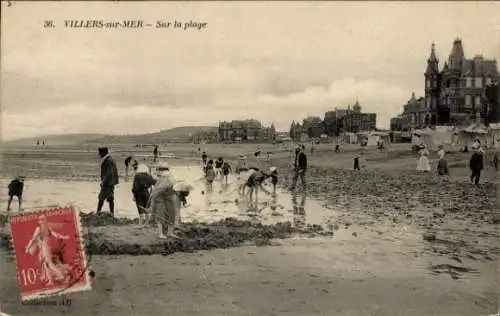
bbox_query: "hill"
[87,126,218,144]
[3,126,218,147]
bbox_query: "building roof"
[461,58,498,77]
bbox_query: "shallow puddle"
[0,165,336,227]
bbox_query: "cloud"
[2,1,499,140]
[2,77,411,140]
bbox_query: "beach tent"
[358,131,391,149]
[487,123,500,148]
[412,128,435,150]
[454,123,489,149]
[343,132,358,144]
[432,126,455,146]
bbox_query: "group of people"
[97,147,192,239]
[415,142,492,185]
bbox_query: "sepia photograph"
[0,1,499,315]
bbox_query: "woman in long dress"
[24,215,70,286]
[148,162,181,239]
[416,147,431,172]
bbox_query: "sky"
[1,1,499,140]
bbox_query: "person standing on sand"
[469,148,484,185]
[290,145,307,191]
[96,147,119,216]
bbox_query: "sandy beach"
[0,144,498,315]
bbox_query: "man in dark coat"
[97,147,119,215]
[290,145,307,191]
[469,148,484,185]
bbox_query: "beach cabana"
[487,123,500,148]
[358,131,391,149]
[412,128,435,150]
[454,123,489,149]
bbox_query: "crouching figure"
[147,162,181,239]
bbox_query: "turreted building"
[424,38,499,125]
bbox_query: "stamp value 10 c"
[8,206,91,301]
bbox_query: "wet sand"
[0,145,498,315]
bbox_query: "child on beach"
[269,167,278,195]
[353,153,361,171]
[222,161,232,184]
[205,160,216,193]
[173,182,194,208]
[214,157,224,179]
[7,175,25,211]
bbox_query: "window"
[475,77,482,88]
[432,98,437,109]
[465,95,472,108]
[486,77,492,85]
[475,95,481,107]
[426,80,430,88]
[466,77,472,88]
[426,97,431,108]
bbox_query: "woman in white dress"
[416,147,431,172]
[24,215,70,286]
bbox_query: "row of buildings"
[391,38,499,131]
[215,100,378,143]
[289,100,378,140]
[218,119,277,141]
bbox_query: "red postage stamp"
[8,206,91,301]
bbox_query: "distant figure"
[201,151,208,168]
[42,140,45,146]
[214,157,224,179]
[124,155,133,181]
[153,145,159,163]
[36,140,40,146]
[353,153,361,171]
[416,147,431,172]
[7,175,25,211]
[469,148,484,185]
[132,163,156,225]
[335,144,340,152]
[96,147,119,216]
[493,152,498,171]
[436,145,449,176]
[290,145,307,191]
[222,161,232,184]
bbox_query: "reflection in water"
[292,193,306,229]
